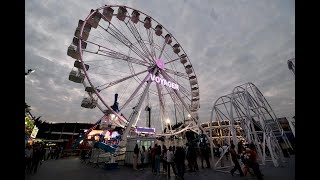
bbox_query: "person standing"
[151,144,157,173]
[31,145,42,174]
[200,143,211,168]
[223,144,229,160]
[162,145,167,173]
[133,144,139,170]
[175,147,186,180]
[140,146,146,170]
[166,146,177,178]
[155,145,161,174]
[230,144,244,177]
[25,145,33,174]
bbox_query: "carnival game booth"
[84,128,122,167]
[124,127,157,166]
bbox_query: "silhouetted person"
[175,146,186,180]
[25,145,33,174]
[151,144,157,173]
[200,143,211,168]
[140,146,146,169]
[31,145,42,174]
[162,145,168,173]
[155,145,161,174]
[133,144,139,170]
[230,144,244,177]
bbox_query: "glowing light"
[110,114,116,120]
[166,118,170,124]
[188,114,191,118]
[80,140,83,144]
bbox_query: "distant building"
[36,122,95,148]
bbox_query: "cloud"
[26,0,295,130]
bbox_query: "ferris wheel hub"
[155,59,165,70]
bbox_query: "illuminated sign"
[135,127,156,134]
[151,58,179,90]
[149,74,179,90]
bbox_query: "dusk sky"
[25,0,295,130]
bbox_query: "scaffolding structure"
[209,82,293,172]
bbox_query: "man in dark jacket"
[174,146,186,179]
[31,145,42,174]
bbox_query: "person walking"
[230,144,244,177]
[245,143,263,180]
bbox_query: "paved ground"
[25,156,294,180]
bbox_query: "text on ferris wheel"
[149,74,179,90]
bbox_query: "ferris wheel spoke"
[160,70,191,98]
[94,29,127,51]
[125,20,154,63]
[119,73,151,111]
[160,71,198,119]
[97,69,149,90]
[172,87,198,123]
[164,56,183,65]
[162,85,185,115]
[158,40,167,59]
[156,83,165,131]
[164,68,189,79]
[83,44,148,67]
[156,83,166,115]
[147,29,157,60]
[98,20,150,64]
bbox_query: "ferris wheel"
[67,5,201,141]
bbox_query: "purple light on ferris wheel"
[156,59,165,70]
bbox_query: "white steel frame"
[209,82,293,170]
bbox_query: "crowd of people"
[130,140,264,180]
[230,141,264,180]
[25,142,63,175]
[130,140,213,180]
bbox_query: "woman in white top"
[166,146,177,178]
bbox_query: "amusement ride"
[66,4,293,170]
